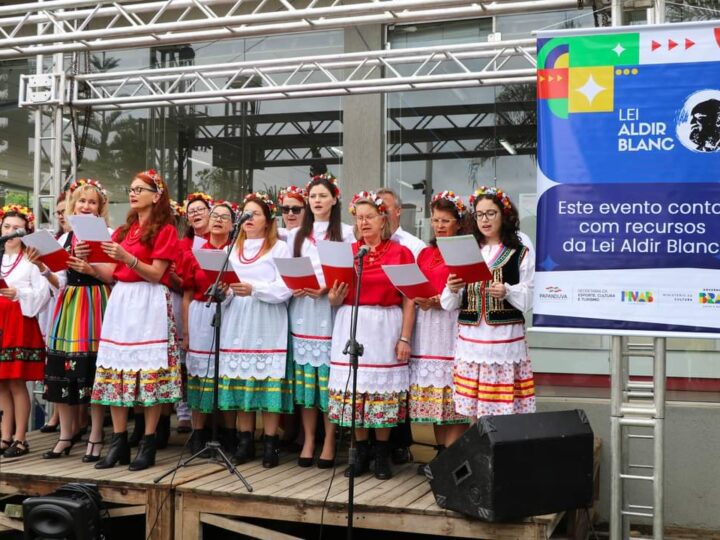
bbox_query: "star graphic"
[540,256,559,271]
[612,43,625,56]
[577,74,605,105]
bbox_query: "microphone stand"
[343,249,367,540]
[155,211,252,492]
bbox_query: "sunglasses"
[280,206,303,215]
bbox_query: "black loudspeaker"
[23,483,102,540]
[427,409,594,522]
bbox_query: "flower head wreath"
[0,204,35,231]
[140,169,165,195]
[468,186,512,215]
[349,190,387,216]
[184,191,214,212]
[169,199,185,218]
[278,185,307,205]
[244,192,277,218]
[69,178,108,202]
[432,190,467,218]
[306,173,341,199]
[212,199,239,215]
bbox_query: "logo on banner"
[539,286,569,301]
[621,291,654,303]
[677,90,720,153]
[698,291,720,305]
[576,288,616,303]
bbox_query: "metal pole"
[653,337,666,540]
[610,335,623,540]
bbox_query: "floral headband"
[213,199,239,215]
[349,191,387,216]
[468,186,512,214]
[69,178,108,201]
[306,173,341,198]
[142,169,165,195]
[278,185,307,205]
[169,199,185,218]
[184,192,213,211]
[0,204,35,231]
[432,190,467,218]
[244,192,277,218]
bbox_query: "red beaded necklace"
[1,251,23,278]
[238,238,266,264]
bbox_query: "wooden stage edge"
[0,429,601,540]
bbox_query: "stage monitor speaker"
[23,483,102,540]
[426,409,594,522]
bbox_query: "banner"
[534,22,720,333]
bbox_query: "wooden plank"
[200,513,303,540]
[0,514,23,531]
[146,486,174,540]
[107,505,147,518]
[175,493,202,540]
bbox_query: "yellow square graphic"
[568,66,614,113]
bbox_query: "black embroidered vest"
[458,245,527,327]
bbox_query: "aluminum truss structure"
[18,39,538,109]
[0,0,574,59]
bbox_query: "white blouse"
[441,244,534,313]
[287,221,354,287]
[228,238,292,304]
[2,253,51,317]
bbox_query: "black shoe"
[156,415,171,450]
[219,428,237,456]
[233,431,255,464]
[297,456,314,467]
[42,438,74,459]
[128,434,157,471]
[95,432,130,469]
[390,446,413,465]
[128,413,145,448]
[82,435,105,463]
[317,457,335,469]
[3,440,29,459]
[188,429,207,457]
[344,440,371,478]
[262,434,280,469]
[0,439,12,456]
[39,423,58,433]
[373,441,393,480]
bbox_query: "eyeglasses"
[187,207,209,217]
[55,210,65,218]
[355,214,380,223]
[280,206,303,215]
[430,218,455,225]
[209,212,232,222]
[475,209,499,221]
[124,186,157,196]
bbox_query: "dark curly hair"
[471,194,521,250]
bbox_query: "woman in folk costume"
[26,180,114,462]
[277,185,306,242]
[327,192,416,480]
[222,192,293,469]
[442,186,535,418]
[0,205,50,458]
[91,169,182,471]
[287,175,354,468]
[409,192,471,469]
[182,200,238,456]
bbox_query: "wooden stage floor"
[0,428,596,540]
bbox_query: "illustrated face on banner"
[678,92,720,153]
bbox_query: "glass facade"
[0,8,718,401]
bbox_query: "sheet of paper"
[192,248,240,284]
[67,215,112,242]
[21,230,69,271]
[381,263,438,299]
[274,257,320,290]
[317,240,355,287]
[436,235,493,284]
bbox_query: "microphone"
[0,228,27,244]
[237,211,254,226]
[354,245,370,260]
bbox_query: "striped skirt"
[44,284,110,404]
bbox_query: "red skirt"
[0,297,45,380]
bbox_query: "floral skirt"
[327,390,407,429]
[0,297,45,381]
[44,284,109,404]
[408,385,469,425]
[91,286,182,407]
[452,358,536,417]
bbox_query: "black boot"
[128,412,145,448]
[233,431,255,464]
[220,428,237,456]
[262,434,280,469]
[95,432,130,469]
[188,429,207,457]
[128,434,157,471]
[156,414,171,450]
[344,440,371,478]
[373,441,393,480]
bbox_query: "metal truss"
[0,0,574,60]
[19,39,537,110]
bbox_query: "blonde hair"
[351,199,392,241]
[235,199,278,257]
[68,183,110,225]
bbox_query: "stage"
[0,428,600,539]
